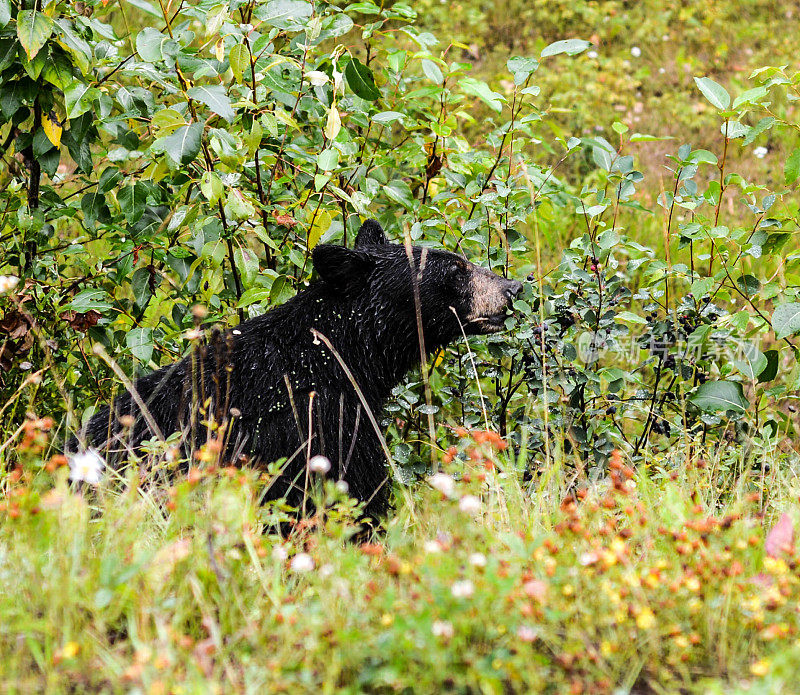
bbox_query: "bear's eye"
[448,262,467,280]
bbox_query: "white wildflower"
[335,479,349,494]
[579,551,599,566]
[272,545,288,562]
[432,620,454,639]
[309,455,331,474]
[451,579,475,599]
[753,146,768,159]
[516,625,537,642]
[424,540,442,554]
[290,552,315,572]
[587,50,598,59]
[319,563,335,578]
[429,472,455,497]
[631,46,641,57]
[68,450,105,485]
[0,275,19,294]
[305,70,329,87]
[469,552,487,567]
[458,494,481,515]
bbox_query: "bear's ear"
[312,244,374,293]
[354,219,388,247]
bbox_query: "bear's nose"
[504,280,523,300]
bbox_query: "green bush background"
[2,0,800,690]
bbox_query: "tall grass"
[1,415,799,692]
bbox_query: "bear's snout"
[465,268,522,333]
[504,279,523,301]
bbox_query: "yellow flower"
[380,613,394,626]
[764,557,788,575]
[750,659,770,677]
[562,584,574,597]
[601,550,617,567]
[673,635,689,649]
[636,607,656,630]
[62,641,80,659]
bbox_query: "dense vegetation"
[2,0,800,690]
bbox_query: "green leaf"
[693,76,730,110]
[307,209,334,250]
[126,328,153,362]
[319,13,353,39]
[742,116,775,146]
[689,381,748,414]
[131,267,153,307]
[238,287,271,308]
[187,85,235,123]
[758,349,779,383]
[41,53,74,90]
[506,56,538,84]
[17,10,53,60]
[81,190,108,227]
[785,148,800,185]
[224,188,256,220]
[421,58,443,84]
[200,171,224,202]
[0,36,15,72]
[540,39,591,57]
[732,85,768,109]
[255,0,312,29]
[64,81,94,119]
[118,183,147,225]
[736,274,760,297]
[615,311,647,325]
[161,123,203,166]
[371,111,405,127]
[629,133,674,142]
[233,246,259,286]
[67,288,112,313]
[459,77,504,113]
[136,27,172,62]
[317,148,339,171]
[22,46,48,79]
[54,19,92,75]
[0,0,10,27]
[126,0,160,16]
[772,302,800,339]
[383,180,414,209]
[229,44,249,82]
[345,58,380,101]
[687,149,718,165]
[270,274,292,305]
[732,343,767,380]
[721,121,749,139]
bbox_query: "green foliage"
[3,0,800,690]
[1,0,800,473]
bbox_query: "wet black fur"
[73,220,521,518]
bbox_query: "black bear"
[74,220,522,517]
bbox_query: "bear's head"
[312,220,522,344]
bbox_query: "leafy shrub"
[2,0,800,478]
